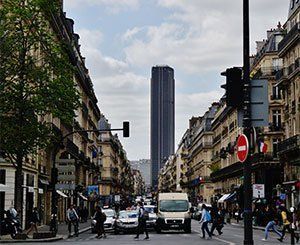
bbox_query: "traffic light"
[221,67,244,108]
[123,121,130,137]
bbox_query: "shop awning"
[56,190,68,198]
[0,184,10,191]
[78,193,88,201]
[225,192,236,202]
[217,193,231,203]
[39,179,49,185]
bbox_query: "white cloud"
[65,0,140,13]
[123,0,287,76]
[64,0,288,160]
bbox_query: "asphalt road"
[40,220,292,245]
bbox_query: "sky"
[64,0,289,161]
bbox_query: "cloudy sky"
[64,0,289,161]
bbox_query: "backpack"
[69,210,77,221]
[143,209,149,221]
[100,212,107,223]
[206,211,211,222]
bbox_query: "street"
[37,220,291,245]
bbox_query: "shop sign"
[253,184,265,198]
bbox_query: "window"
[272,85,281,100]
[272,138,281,157]
[272,110,282,128]
[0,170,5,184]
[26,174,34,187]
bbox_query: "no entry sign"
[237,134,249,162]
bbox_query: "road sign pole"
[243,0,253,244]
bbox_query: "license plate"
[170,224,179,228]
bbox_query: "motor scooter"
[0,210,22,239]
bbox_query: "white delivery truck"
[155,192,191,233]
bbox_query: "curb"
[61,226,91,239]
[0,226,91,243]
[0,236,63,243]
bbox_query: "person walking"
[210,204,223,236]
[26,207,40,236]
[66,204,79,238]
[94,206,107,239]
[261,206,282,241]
[199,204,212,239]
[134,202,149,240]
[278,206,299,243]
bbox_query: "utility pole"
[243,0,253,244]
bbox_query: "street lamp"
[50,121,130,235]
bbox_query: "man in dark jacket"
[134,202,149,240]
[95,206,106,239]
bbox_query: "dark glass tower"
[150,65,175,188]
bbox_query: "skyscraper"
[150,65,175,188]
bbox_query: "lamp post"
[50,122,130,235]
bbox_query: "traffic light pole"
[243,0,253,244]
[50,122,129,235]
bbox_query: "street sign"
[253,184,265,198]
[238,79,269,127]
[237,134,249,162]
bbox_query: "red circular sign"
[236,134,249,162]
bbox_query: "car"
[114,210,139,234]
[91,208,116,233]
[144,205,157,228]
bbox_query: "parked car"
[91,208,116,233]
[144,205,157,228]
[114,210,139,234]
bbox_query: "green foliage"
[208,163,221,173]
[0,0,80,161]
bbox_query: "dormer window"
[291,0,295,9]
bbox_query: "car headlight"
[117,220,123,225]
[92,220,97,225]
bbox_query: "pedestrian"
[277,206,299,243]
[66,204,79,238]
[26,207,40,236]
[199,204,212,239]
[134,201,149,240]
[94,206,106,239]
[210,204,223,236]
[261,206,282,241]
[290,206,300,243]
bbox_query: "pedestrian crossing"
[66,232,199,242]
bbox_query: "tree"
[0,0,80,216]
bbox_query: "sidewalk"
[230,220,300,235]
[0,220,91,243]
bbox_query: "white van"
[156,192,191,233]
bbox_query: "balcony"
[278,23,300,55]
[252,67,279,79]
[278,134,300,156]
[269,123,284,132]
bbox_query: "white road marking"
[192,229,236,245]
